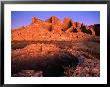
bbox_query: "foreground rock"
[12,70,43,77]
[12,41,100,77]
[12,43,79,76]
[64,56,100,77]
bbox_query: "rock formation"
[11,16,100,77]
[92,24,100,36]
[12,16,100,41]
[62,17,72,31]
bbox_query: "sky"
[11,11,100,29]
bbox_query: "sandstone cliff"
[12,16,100,41]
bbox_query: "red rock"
[72,22,77,28]
[48,16,63,32]
[76,27,81,32]
[62,17,72,31]
[66,26,74,33]
[11,16,100,41]
[76,22,82,28]
[32,17,42,24]
[46,16,61,24]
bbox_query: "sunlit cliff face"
[11,16,100,41]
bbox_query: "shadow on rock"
[11,52,79,77]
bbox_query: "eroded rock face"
[12,16,100,41]
[52,16,61,24]
[88,24,100,36]
[93,24,100,36]
[62,17,72,31]
[76,22,82,28]
[32,17,37,24]
[32,17,43,24]
[89,27,95,36]
[66,26,74,33]
[46,16,63,32]
[71,22,76,28]
[81,26,92,35]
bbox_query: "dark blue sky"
[11,11,100,29]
